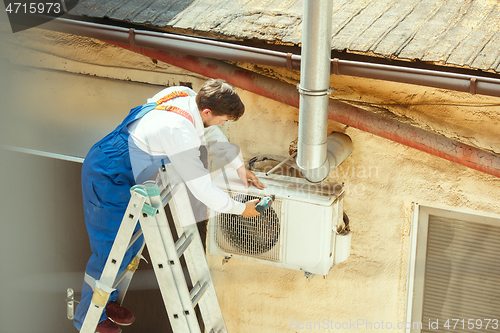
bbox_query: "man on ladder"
[74,79,265,333]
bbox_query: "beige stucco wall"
[2,22,499,333]
[216,90,500,332]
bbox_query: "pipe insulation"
[33,18,500,178]
[107,41,500,179]
[40,17,500,98]
[327,99,500,178]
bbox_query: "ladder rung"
[175,232,194,258]
[113,269,127,289]
[190,281,208,308]
[189,281,202,299]
[127,229,143,251]
[161,187,172,206]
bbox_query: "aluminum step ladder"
[78,163,227,333]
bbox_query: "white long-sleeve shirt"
[126,86,246,215]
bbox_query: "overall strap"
[155,91,189,105]
[155,105,194,125]
[154,91,194,125]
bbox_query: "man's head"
[196,79,245,127]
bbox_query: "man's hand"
[242,199,260,217]
[236,166,266,189]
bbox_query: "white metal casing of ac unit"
[208,169,351,276]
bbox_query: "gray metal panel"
[69,0,195,26]
[330,0,373,51]
[371,0,443,57]
[417,1,474,63]
[397,0,469,61]
[171,0,303,43]
[446,1,500,68]
[0,59,164,159]
[471,31,500,72]
[349,0,413,52]
[332,0,396,52]
[0,148,174,333]
[0,150,90,333]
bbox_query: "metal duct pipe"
[301,132,353,182]
[297,0,336,182]
[40,17,500,98]
[326,133,353,169]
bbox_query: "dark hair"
[196,79,245,120]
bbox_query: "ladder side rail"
[170,201,227,333]
[182,223,227,333]
[80,191,146,333]
[141,185,201,333]
[163,164,228,333]
[114,241,145,305]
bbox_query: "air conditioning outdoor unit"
[208,169,351,277]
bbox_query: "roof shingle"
[69,0,500,73]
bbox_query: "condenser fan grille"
[214,193,282,261]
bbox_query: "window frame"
[405,203,500,333]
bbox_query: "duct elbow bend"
[326,132,353,170]
[302,132,353,183]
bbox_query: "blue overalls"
[74,92,192,330]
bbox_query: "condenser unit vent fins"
[214,192,282,262]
